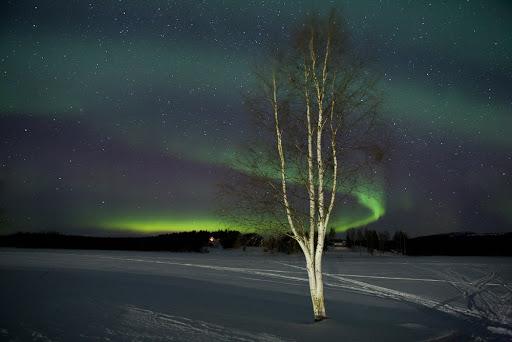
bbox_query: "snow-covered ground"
[0,248,511,341]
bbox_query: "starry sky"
[0,0,510,236]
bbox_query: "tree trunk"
[305,257,327,321]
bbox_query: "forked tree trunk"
[304,246,327,321]
[306,263,327,320]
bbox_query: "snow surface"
[0,248,511,341]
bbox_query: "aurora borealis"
[0,1,510,236]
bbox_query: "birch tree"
[221,10,383,321]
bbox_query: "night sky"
[1,1,510,236]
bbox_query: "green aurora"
[102,217,243,234]
[99,180,387,234]
[1,1,510,235]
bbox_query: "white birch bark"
[270,18,340,322]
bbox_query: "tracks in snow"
[2,251,511,329]
[112,305,288,342]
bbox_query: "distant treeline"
[345,228,408,255]
[1,230,510,256]
[406,232,512,256]
[0,231,261,253]
[345,229,512,256]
